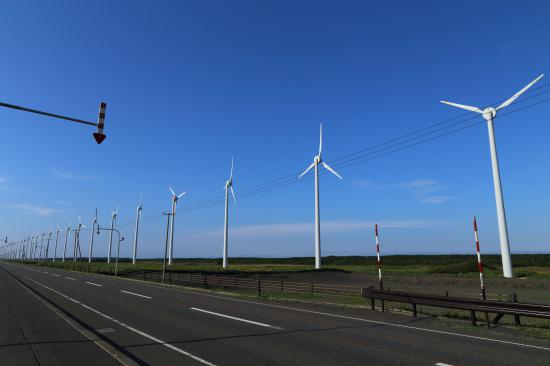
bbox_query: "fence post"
[512,293,521,326]
[257,279,261,297]
[203,273,208,289]
[311,283,314,294]
[281,280,284,292]
[470,310,477,326]
[412,303,417,318]
[370,297,375,310]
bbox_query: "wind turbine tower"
[133,195,143,264]
[88,209,98,263]
[298,123,343,269]
[63,222,71,262]
[441,74,543,278]
[53,225,61,262]
[107,206,118,263]
[223,158,236,269]
[168,187,186,265]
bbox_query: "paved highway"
[1,262,548,365]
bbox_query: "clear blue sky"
[1,0,550,259]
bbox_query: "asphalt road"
[1,262,549,366]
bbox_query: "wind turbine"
[298,123,343,269]
[45,230,52,259]
[63,221,71,262]
[107,206,118,263]
[132,194,143,264]
[53,225,60,262]
[73,217,85,262]
[222,158,236,269]
[88,208,98,263]
[168,187,186,265]
[441,74,544,278]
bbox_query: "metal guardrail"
[361,287,550,326]
[124,270,359,297]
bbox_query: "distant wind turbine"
[63,221,71,262]
[168,187,186,265]
[298,123,343,269]
[223,157,236,269]
[133,194,143,264]
[441,74,544,278]
[107,206,118,263]
[88,208,98,263]
[73,217,85,262]
[53,225,61,262]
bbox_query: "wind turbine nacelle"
[482,107,497,121]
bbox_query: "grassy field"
[44,254,550,278]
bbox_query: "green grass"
[23,254,550,278]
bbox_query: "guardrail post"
[203,273,208,289]
[470,310,477,326]
[257,279,261,297]
[311,283,314,294]
[412,303,417,317]
[281,280,284,292]
[512,293,521,326]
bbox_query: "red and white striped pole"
[375,224,383,290]
[473,216,486,300]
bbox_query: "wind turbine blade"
[115,205,119,215]
[496,74,544,111]
[178,191,186,198]
[322,161,343,179]
[230,186,236,205]
[440,101,483,114]
[169,186,176,197]
[318,123,323,156]
[298,162,316,179]
[230,157,234,180]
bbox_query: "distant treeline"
[140,254,550,268]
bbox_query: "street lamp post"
[162,212,172,284]
[97,225,124,277]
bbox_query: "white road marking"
[23,275,216,366]
[43,271,48,274]
[65,276,76,281]
[435,363,455,366]
[121,290,151,299]
[191,307,282,329]
[166,288,550,352]
[85,281,103,287]
[52,274,60,277]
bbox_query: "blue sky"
[1,0,550,259]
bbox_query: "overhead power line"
[113,84,550,228]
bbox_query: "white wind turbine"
[441,74,544,278]
[222,158,236,269]
[107,206,118,263]
[132,194,143,264]
[88,208,98,263]
[168,187,186,265]
[73,217,85,261]
[53,225,61,262]
[298,123,343,269]
[63,221,71,262]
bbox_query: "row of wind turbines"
[2,74,544,277]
